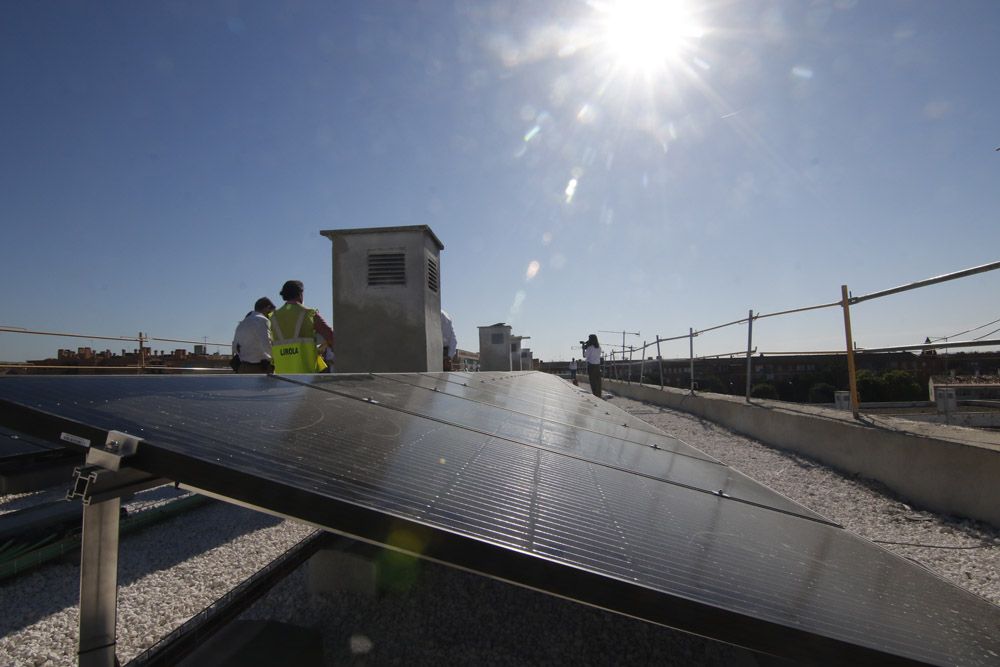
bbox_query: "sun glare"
[601,0,703,73]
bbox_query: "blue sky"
[1,1,998,364]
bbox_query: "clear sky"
[1,1,998,364]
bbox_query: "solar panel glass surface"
[1,373,998,666]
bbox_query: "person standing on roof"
[583,334,603,398]
[441,309,457,371]
[232,297,276,373]
[271,280,335,373]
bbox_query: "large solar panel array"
[1,372,999,666]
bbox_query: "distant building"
[478,323,513,371]
[517,347,533,372]
[477,323,531,372]
[22,344,232,375]
[455,349,479,372]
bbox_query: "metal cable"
[930,316,1000,342]
[973,325,1000,341]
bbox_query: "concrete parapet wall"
[599,379,1000,528]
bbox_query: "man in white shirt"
[232,297,276,373]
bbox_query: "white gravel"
[2,396,998,666]
[0,499,313,666]
[607,396,1000,606]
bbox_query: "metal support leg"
[79,498,121,667]
[70,432,154,667]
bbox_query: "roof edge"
[320,225,444,250]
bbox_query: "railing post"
[627,346,634,384]
[689,327,695,394]
[137,332,145,375]
[745,309,754,402]
[656,336,663,389]
[638,341,646,385]
[841,285,860,418]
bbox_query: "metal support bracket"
[68,465,166,506]
[86,430,143,471]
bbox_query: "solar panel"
[1,372,998,666]
[388,372,686,437]
[1,426,64,457]
[299,373,830,522]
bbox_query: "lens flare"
[565,178,579,203]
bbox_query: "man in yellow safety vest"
[270,280,335,374]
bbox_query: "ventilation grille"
[368,252,406,286]
[427,257,439,293]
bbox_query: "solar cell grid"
[1,372,999,665]
[327,372,698,449]
[299,374,828,522]
[387,371,665,435]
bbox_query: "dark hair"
[585,334,599,348]
[280,280,304,301]
[254,297,275,313]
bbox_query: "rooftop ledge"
[602,378,1000,528]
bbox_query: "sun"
[599,0,704,73]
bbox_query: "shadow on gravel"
[1,501,281,636]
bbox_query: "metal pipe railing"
[0,364,230,373]
[627,263,999,359]
[0,326,140,344]
[0,326,228,348]
[595,260,999,416]
[0,325,232,375]
[850,260,1000,305]
[857,338,1000,354]
[754,301,841,321]
[617,337,997,366]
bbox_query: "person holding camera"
[583,334,602,398]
